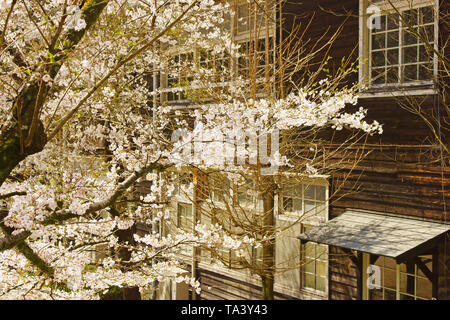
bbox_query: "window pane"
[304,201,316,215]
[372,67,385,84]
[384,289,396,300]
[419,25,434,43]
[387,31,399,47]
[403,9,418,26]
[400,294,414,300]
[403,46,418,64]
[304,185,314,200]
[416,277,432,299]
[384,269,396,289]
[316,261,326,276]
[418,45,429,62]
[293,198,302,212]
[403,28,418,46]
[370,288,383,300]
[316,277,326,292]
[283,197,293,211]
[304,259,315,274]
[403,65,418,82]
[386,66,399,83]
[419,6,433,24]
[304,242,314,259]
[387,49,398,65]
[372,33,386,50]
[316,186,326,201]
[304,273,315,289]
[387,13,399,30]
[400,273,416,294]
[378,15,386,31]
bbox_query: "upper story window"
[237,178,263,210]
[173,172,193,198]
[281,182,327,221]
[207,173,231,203]
[360,0,438,90]
[167,52,195,102]
[158,1,276,104]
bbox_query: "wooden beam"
[413,257,434,284]
[432,246,438,299]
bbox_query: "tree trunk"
[261,177,275,300]
[261,274,274,300]
[0,0,110,187]
[116,221,142,300]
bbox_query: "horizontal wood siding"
[198,268,298,300]
[282,0,449,300]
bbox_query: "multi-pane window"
[174,172,193,197]
[281,181,328,294]
[177,203,193,232]
[237,178,263,210]
[282,186,302,213]
[199,50,231,83]
[399,255,433,300]
[235,1,275,35]
[208,174,231,203]
[237,37,275,80]
[302,225,328,292]
[167,52,194,101]
[159,1,276,103]
[281,183,327,220]
[367,255,399,299]
[367,1,436,86]
[365,254,433,300]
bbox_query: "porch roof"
[297,209,449,262]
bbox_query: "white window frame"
[362,253,434,300]
[277,177,330,297]
[279,179,328,221]
[158,0,277,104]
[359,0,439,96]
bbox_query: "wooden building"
[154,0,449,300]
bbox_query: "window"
[363,253,434,300]
[174,172,193,197]
[302,225,328,292]
[208,174,231,203]
[237,37,275,81]
[237,178,263,210]
[360,0,437,88]
[157,1,276,103]
[281,183,327,220]
[235,1,275,36]
[177,203,193,232]
[210,209,236,268]
[199,50,231,83]
[280,180,329,294]
[166,52,195,102]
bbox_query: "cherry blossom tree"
[0,0,382,300]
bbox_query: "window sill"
[299,287,328,300]
[359,83,437,98]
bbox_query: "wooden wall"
[280,0,449,300]
[167,0,448,301]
